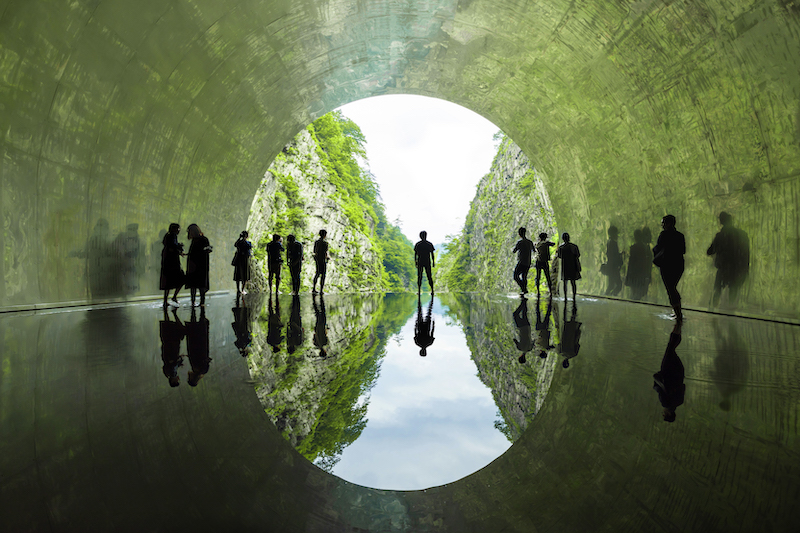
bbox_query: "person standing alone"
[312,229,329,294]
[266,234,284,293]
[414,230,436,295]
[286,234,303,295]
[653,215,686,323]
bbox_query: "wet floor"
[1,292,799,532]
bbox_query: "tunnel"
[2,0,800,531]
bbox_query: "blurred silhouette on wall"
[535,296,555,360]
[186,307,211,387]
[231,293,252,357]
[313,293,329,357]
[603,225,624,296]
[287,295,304,354]
[414,295,436,356]
[710,319,750,411]
[707,212,750,308]
[267,294,284,353]
[653,215,686,323]
[625,228,653,300]
[558,301,581,368]
[160,307,185,387]
[512,296,532,363]
[69,218,119,300]
[652,323,685,422]
[113,223,144,296]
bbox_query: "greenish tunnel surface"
[2,0,800,530]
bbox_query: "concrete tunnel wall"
[2,0,800,319]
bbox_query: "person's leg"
[513,263,523,292]
[571,280,577,301]
[535,266,542,292]
[544,264,552,291]
[425,264,433,293]
[199,289,206,306]
[163,289,169,307]
[190,287,197,306]
[313,266,319,293]
[563,280,568,300]
[417,266,423,293]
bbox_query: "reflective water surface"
[2,292,800,532]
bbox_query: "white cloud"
[337,95,499,244]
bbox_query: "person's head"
[518,353,527,364]
[420,348,427,357]
[272,233,281,242]
[539,350,547,359]
[287,234,296,244]
[634,228,643,243]
[168,223,180,235]
[420,230,428,240]
[168,375,180,387]
[562,359,570,369]
[518,227,527,238]
[662,408,676,422]
[319,229,327,238]
[188,371,203,387]
[187,224,202,239]
[561,232,570,243]
[719,211,732,226]
[127,223,138,233]
[539,232,547,241]
[608,225,618,239]
[662,214,677,230]
[240,230,248,238]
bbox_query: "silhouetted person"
[231,293,252,356]
[512,227,535,294]
[312,229,329,294]
[653,214,686,322]
[625,228,653,300]
[113,223,144,296]
[653,323,685,422]
[415,230,436,294]
[534,296,554,360]
[312,293,329,357]
[557,232,581,302]
[186,307,211,387]
[160,307,185,387]
[286,295,304,354]
[233,230,252,294]
[512,297,532,363]
[534,233,555,294]
[558,301,581,368]
[185,223,212,307]
[414,296,436,356]
[707,212,750,308]
[603,225,624,296]
[160,223,184,307]
[286,234,303,295]
[267,294,284,353]
[266,233,284,293]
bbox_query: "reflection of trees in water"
[439,293,559,442]
[247,293,416,470]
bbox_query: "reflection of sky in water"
[331,296,511,490]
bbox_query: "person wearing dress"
[185,223,212,307]
[557,232,581,302]
[160,223,184,307]
[233,230,252,294]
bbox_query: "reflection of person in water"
[414,296,436,356]
[313,293,329,357]
[558,302,581,368]
[231,293,252,356]
[603,225,624,296]
[160,307,185,387]
[625,228,653,300]
[534,296,554,360]
[653,323,685,422]
[186,307,211,387]
[160,223,184,307]
[512,297,533,363]
[707,212,750,308]
[710,319,749,411]
[267,294,284,353]
[286,295,304,354]
[512,227,535,295]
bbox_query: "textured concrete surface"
[2,1,800,320]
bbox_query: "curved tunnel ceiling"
[3,0,800,316]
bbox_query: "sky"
[329,297,511,490]
[336,95,500,245]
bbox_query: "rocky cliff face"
[439,137,559,294]
[246,129,384,293]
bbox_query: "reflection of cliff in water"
[440,293,559,441]
[247,293,416,470]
